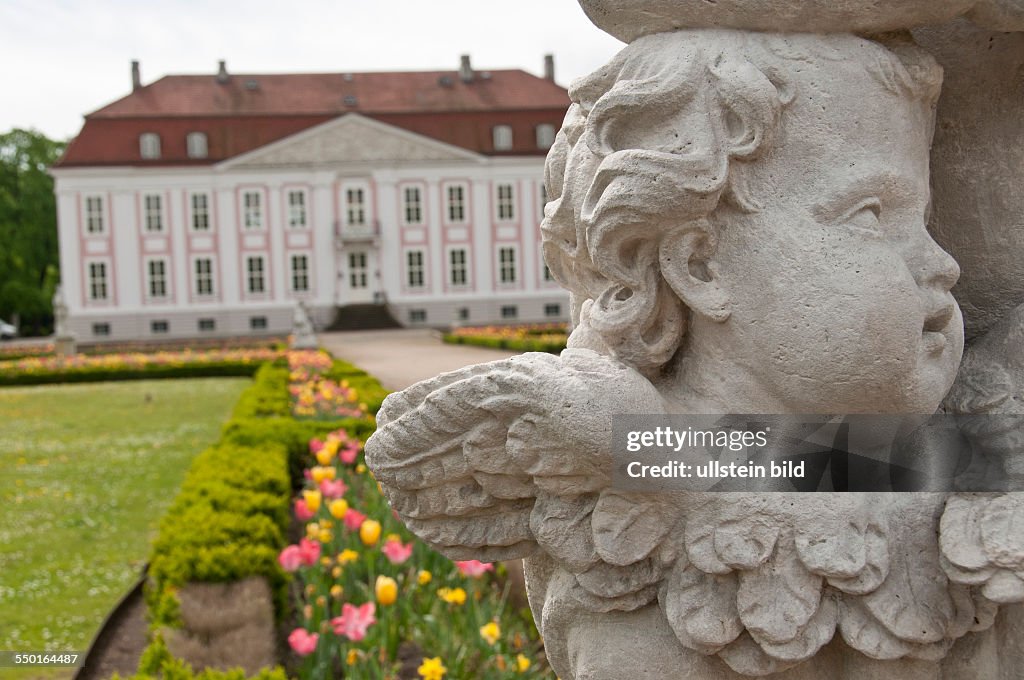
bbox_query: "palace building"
[51,56,570,341]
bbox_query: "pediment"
[221,113,482,169]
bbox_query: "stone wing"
[365,349,666,563]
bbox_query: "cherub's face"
[705,56,964,414]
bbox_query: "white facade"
[52,114,568,341]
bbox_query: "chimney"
[131,60,141,91]
[544,54,555,82]
[216,60,229,84]
[459,55,473,83]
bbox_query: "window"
[498,246,517,284]
[198,318,216,332]
[409,309,427,323]
[151,320,169,334]
[288,190,307,228]
[250,316,268,330]
[545,303,562,317]
[144,194,163,232]
[191,193,210,231]
[92,322,110,336]
[85,196,104,234]
[539,183,549,220]
[194,258,214,296]
[403,186,422,224]
[501,305,518,319]
[291,254,310,292]
[543,263,555,282]
[147,259,168,298]
[446,184,466,223]
[139,133,161,159]
[457,307,469,321]
[493,125,513,151]
[88,262,108,301]
[449,248,468,286]
[406,250,425,288]
[349,252,368,289]
[536,124,556,150]
[346,188,366,226]
[497,184,515,221]
[186,132,208,159]
[243,191,262,229]
[246,256,266,294]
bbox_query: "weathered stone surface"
[913,20,1024,340]
[291,301,318,350]
[578,0,1024,42]
[366,24,1024,680]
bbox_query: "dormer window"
[492,125,513,151]
[139,133,161,159]
[186,132,208,159]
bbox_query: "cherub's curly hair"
[541,30,941,377]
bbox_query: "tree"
[0,128,66,336]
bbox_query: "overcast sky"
[0,0,625,141]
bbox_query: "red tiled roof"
[55,69,569,167]
[88,70,570,117]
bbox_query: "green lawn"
[0,378,248,679]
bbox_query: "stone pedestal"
[55,335,76,357]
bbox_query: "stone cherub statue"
[366,31,1023,679]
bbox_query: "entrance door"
[341,249,375,304]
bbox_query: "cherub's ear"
[658,224,731,323]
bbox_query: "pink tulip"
[331,602,376,641]
[288,628,319,656]
[320,478,348,499]
[343,508,367,531]
[294,498,314,521]
[455,560,495,578]
[309,438,324,454]
[278,545,302,572]
[298,538,321,566]
[339,443,360,464]
[381,539,414,565]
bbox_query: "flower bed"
[0,348,286,386]
[442,324,567,354]
[281,427,550,679]
[135,351,550,679]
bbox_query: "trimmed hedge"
[442,333,566,354]
[144,355,388,633]
[0,361,265,386]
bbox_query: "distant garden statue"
[291,301,318,350]
[367,3,1024,679]
[53,284,76,356]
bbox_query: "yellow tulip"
[437,587,466,606]
[330,584,344,599]
[346,649,360,665]
[328,499,349,519]
[318,528,332,543]
[375,575,398,606]
[311,466,335,483]
[356,463,367,474]
[417,570,432,585]
[338,549,359,564]
[359,519,381,546]
[331,566,342,579]
[302,490,322,513]
[516,654,530,673]
[480,621,501,645]
[315,448,334,466]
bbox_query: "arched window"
[535,123,556,150]
[492,125,513,151]
[139,132,161,159]
[186,132,208,159]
